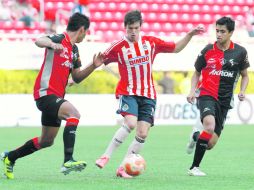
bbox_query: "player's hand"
[50,42,64,52]
[68,78,75,87]
[189,25,205,36]
[238,91,245,101]
[187,93,196,104]
[92,52,105,68]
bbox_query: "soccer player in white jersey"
[95,10,204,178]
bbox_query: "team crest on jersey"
[122,104,129,111]
[143,44,148,50]
[229,59,237,66]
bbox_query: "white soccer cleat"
[188,167,206,176]
[186,131,200,154]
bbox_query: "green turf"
[0,125,253,190]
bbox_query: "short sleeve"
[72,45,81,69]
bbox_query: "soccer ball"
[122,154,146,176]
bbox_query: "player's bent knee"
[40,140,54,148]
[136,132,148,139]
[125,122,137,130]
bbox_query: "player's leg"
[207,107,227,150]
[186,117,203,154]
[116,97,155,178]
[116,121,151,179]
[1,95,61,179]
[96,96,138,169]
[58,101,86,175]
[188,97,216,176]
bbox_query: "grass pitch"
[0,125,253,190]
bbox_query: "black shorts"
[117,95,156,126]
[197,96,228,137]
[36,94,66,127]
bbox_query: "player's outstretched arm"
[238,69,249,101]
[173,25,205,53]
[71,52,104,83]
[35,36,64,52]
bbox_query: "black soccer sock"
[8,137,41,163]
[190,131,212,169]
[63,117,79,163]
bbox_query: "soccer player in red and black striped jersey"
[95,10,204,178]
[187,17,249,176]
[1,13,104,179]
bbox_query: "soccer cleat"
[188,167,206,176]
[61,160,87,175]
[1,151,14,179]
[116,167,133,179]
[186,131,200,154]
[95,156,109,169]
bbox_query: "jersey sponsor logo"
[209,69,234,78]
[129,55,149,67]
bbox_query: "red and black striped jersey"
[103,35,175,99]
[195,41,249,108]
[33,32,81,100]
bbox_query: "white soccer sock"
[120,136,145,167]
[127,136,145,156]
[103,124,131,157]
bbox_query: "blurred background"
[0,0,253,126]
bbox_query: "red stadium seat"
[171,4,180,12]
[152,23,162,31]
[161,4,170,12]
[140,3,149,12]
[130,3,138,10]
[163,23,173,32]
[191,5,201,13]
[150,3,159,12]
[108,2,117,11]
[98,2,106,10]
[181,4,190,13]
[119,2,128,11]
[169,13,179,22]
[159,13,168,22]
[181,14,191,22]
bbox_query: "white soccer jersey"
[103,35,175,99]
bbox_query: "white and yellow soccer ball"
[122,154,146,176]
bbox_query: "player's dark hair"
[67,13,90,31]
[124,10,143,27]
[216,16,235,32]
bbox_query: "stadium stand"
[0,0,253,42]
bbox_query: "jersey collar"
[213,41,234,51]
[63,32,71,44]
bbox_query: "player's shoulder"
[199,43,213,54]
[233,42,247,53]
[48,33,65,43]
[107,38,125,50]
